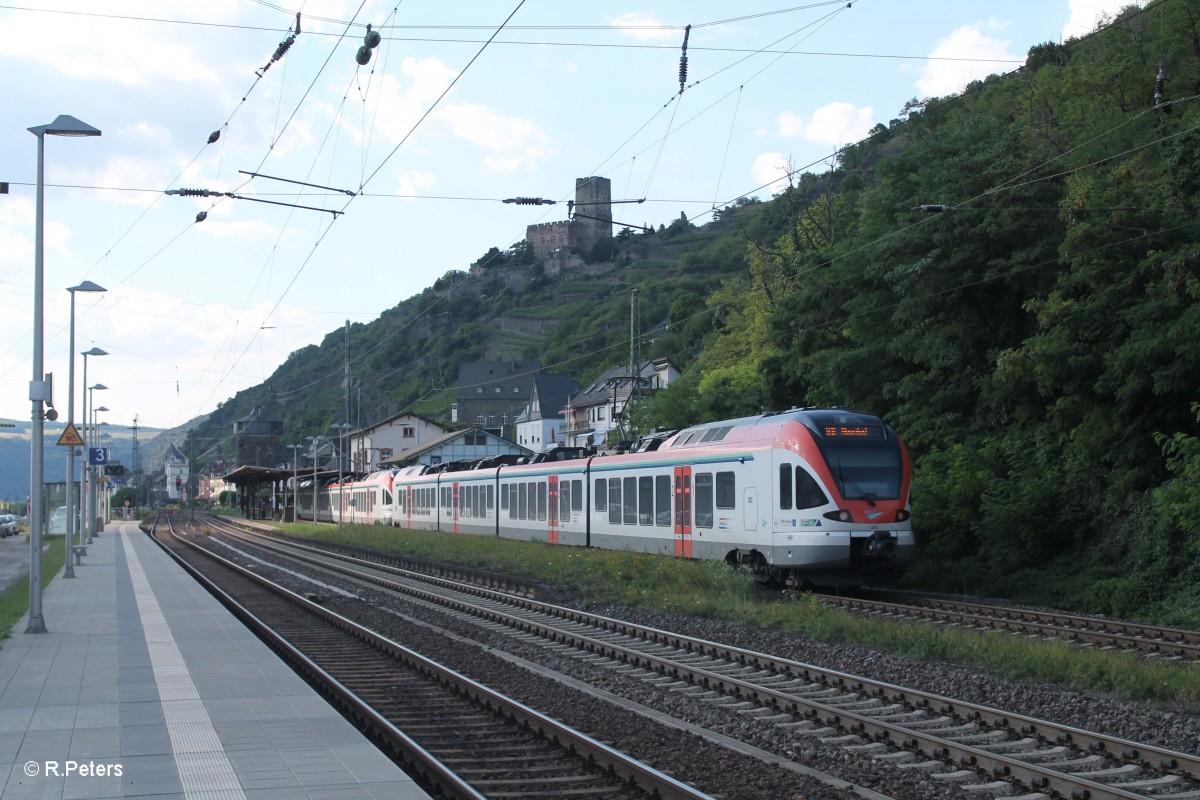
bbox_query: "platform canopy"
[220,464,295,486]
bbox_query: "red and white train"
[296,408,914,588]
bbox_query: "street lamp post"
[90,406,108,542]
[63,281,106,578]
[331,423,351,525]
[87,387,107,543]
[306,437,320,523]
[286,444,304,522]
[79,349,106,546]
[305,435,330,524]
[27,115,101,634]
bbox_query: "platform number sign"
[88,448,109,465]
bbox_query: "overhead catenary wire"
[2,0,1180,429]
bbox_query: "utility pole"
[344,319,351,475]
[630,289,641,406]
[131,415,142,510]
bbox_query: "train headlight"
[895,509,911,522]
[822,509,853,523]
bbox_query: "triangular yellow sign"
[56,422,85,447]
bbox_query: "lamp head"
[29,115,102,138]
[82,347,107,357]
[90,383,107,391]
[68,280,106,294]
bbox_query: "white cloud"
[393,169,438,199]
[196,218,282,241]
[916,24,1019,98]
[0,1,237,86]
[436,103,551,174]
[751,152,791,193]
[606,13,679,42]
[1062,0,1146,39]
[778,103,875,147]
[0,199,35,271]
[364,58,462,145]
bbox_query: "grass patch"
[282,523,1200,707]
[0,535,68,643]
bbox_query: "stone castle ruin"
[525,177,613,264]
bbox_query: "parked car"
[0,514,16,537]
[49,506,68,535]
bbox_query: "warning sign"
[56,422,84,447]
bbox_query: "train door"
[452,482,460,533]
[547,476,560,544]
[673,466,693,557]
[744,487,758,532]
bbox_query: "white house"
[514,374,583,453]
[564,358,681,447]
[164,443,189,501]
[347,412,450,472]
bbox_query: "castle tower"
[570,176,612,255]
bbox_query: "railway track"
[148,513,714,800]
[190,513,1200,800]
[818,591,1200,661]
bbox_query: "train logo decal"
[866,511,883,520]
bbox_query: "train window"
[559,481,570,522]
[796,469,828,509]
[384,490,393,506]
[519,483,528,520]
[638,477,653,525]
[487,485,494,512]
[508,485,518,519]
[695,473,714,528]
[571,480,583,511]
[623,477,637,525]
[500,484,508,510]
[655,475,671,526]
[716,472,736,509]
[779,465,793,509]
[608,478,622,524]
[537,482,547,521]
[595,479,607,512]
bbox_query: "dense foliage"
[640,1,1200,617]
[188,1,1199,622]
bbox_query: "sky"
[0,0,1142,433]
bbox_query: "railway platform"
[0,520,432,799]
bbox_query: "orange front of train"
[769,409,915,588]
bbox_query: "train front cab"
[770,414,915,588]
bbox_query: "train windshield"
[815,441,903,502]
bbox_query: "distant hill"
[179,206,776,468]
[0,418,165,502]
[152,5,1200,619]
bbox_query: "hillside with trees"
[180,0,1200,622]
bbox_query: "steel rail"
[197,516,1200,799]
[159,517,716,800]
